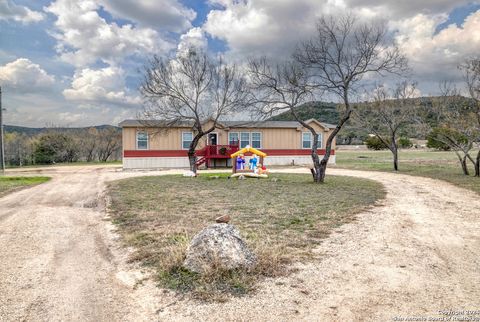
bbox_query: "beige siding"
[123,128,136,150]
[225,124,335,150]
[122,121,336,151]
[123,127,205,150]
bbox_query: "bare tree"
[294,14,408,182]
[4,132,35,166]
[82,127,99,162]
[96,127,121,162]
[460,58,480,176]
[353,81,418,171]
[248,58,327,181]
[141,49,251,173]
[424,85,475,175]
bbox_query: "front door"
[208,133,218,145]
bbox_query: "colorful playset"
[230,145,269,178]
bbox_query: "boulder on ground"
[183,224,256,274]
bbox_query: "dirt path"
[0,166,479,321]
[0,166,181,321]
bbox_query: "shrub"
[426,127,468,151]
[34,132,79,164]
[398,137,413,149]
[365,136,388,150]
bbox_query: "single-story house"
[119,119,337,169]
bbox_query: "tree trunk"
[475,150,480,177]
[310,133,322,183]
[188,132,204,174]
[187,149,196,173]
[318,108,353,183]
[454,151,470,176]
[391,138,399,171]
[461,156,469,176]
[393,148,399,171]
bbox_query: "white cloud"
[392,10,480,83]
[99,0,196,33]
[0,58,55,93]
[0,0,44,24]
[44,0,174,67]
[57,111,87,123]
[345,0,474,18]
[204,1,480,94]
[63,65,141,106]
[203,0,479,61]
[177,27,208,55]
[204,0,349,60]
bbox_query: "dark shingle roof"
[118,119,336,129]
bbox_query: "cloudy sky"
[1,0,479,127]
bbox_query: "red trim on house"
[124,149,335,158]
[124,150,188,157]
[262,149,334,156]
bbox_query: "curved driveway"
[0,166,479,321]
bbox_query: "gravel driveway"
[0,166,479,321]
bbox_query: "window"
[240,132,250,148]
[318,133,323,149]
[136,131,148,150]
[302,132,312,149]
[182,132,193,149]
[251,132,261,149]
[228,132,239,145]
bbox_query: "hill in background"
[5,124,120,136]
[269,101,340,124]
[5,96,469,145]
[267,97,473,144]
[268,101,368,144]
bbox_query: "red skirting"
[262,149,334,156]
[124,150,188,157]
[124,149,334,158]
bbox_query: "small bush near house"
[398,137,413,149]
[365,136,388,150]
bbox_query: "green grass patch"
[0,176,51,197]
[335,149,480,194]
[5,160,122,169]
[108,173,385,300]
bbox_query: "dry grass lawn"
[107,173,385,300]
[335,149,480,194]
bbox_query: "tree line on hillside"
[270,96,477,146]
[4,127,121,166]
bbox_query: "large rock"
[183,224,256,274]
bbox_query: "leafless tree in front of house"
[247,57,326,181]
[141,49,251,173]
[294,13,408,182]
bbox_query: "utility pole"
[0,86,5,174]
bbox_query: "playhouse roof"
[231,146,267,158]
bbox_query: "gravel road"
[0,166,479,321]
